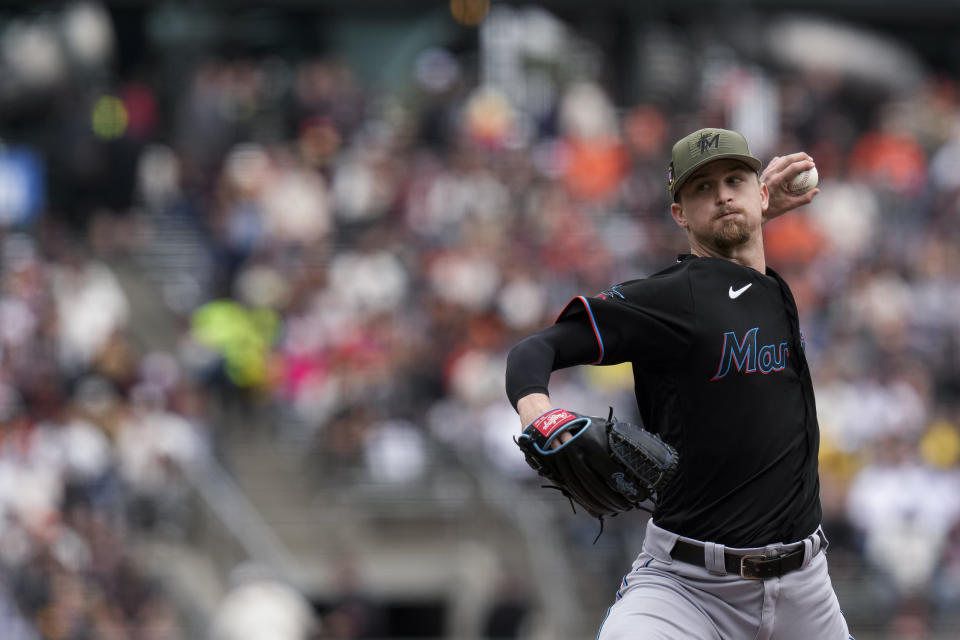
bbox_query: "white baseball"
[787,166,818,194]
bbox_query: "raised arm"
[761,152,819,223]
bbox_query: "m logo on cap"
[668,127,761,198]
[696,132,721,155]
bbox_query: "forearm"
[505,330,556,411]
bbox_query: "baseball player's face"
[670,160,768,254]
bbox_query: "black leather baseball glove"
[516,408,679,519]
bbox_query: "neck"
[688,241,767,273]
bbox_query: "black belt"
[669,531,826,580]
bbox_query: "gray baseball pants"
[596,519,852,639]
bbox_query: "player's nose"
[716,182,735,203]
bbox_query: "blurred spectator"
[116,382,205,535]
[363,418,427,484]
[316,557,387,640]
[48,248,130,374]
[211,564,318,640]
[846,436,960,608]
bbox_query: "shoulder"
[599,259,695,302]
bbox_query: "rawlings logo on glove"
[516,408,679,520]
[531,408,578,438]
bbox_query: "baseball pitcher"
[506,128,853,639]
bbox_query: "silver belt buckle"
[740,554,767,579]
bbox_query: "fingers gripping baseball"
[761,152,819,223]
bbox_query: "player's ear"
[670,202,688,229]
[758,177,769,213]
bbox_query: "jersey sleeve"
[504,321,603,410]
[555,274,694,369]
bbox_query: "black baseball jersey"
[510,255,821,548]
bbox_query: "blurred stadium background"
[0,1,959,638]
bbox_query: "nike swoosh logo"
[728,283,752,299]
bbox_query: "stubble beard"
[712,217,752,252]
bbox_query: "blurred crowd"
[1,2,960,638]
[0,221,203,634]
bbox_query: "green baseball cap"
[667,128,761,199]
